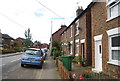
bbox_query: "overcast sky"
[0,0,92,43]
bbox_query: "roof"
[52,25,67,36]
[16,37,25,40]
[61,1,95,35]
[16,37,26,43]
[2,34,14,40]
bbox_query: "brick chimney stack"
[61,25,67,28]
[76,6,83,17]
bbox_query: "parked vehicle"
[21,48,44,68]
[41,48,47,60]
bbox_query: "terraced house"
[61,5,92,66]
[91,0,120,79]
[60,0,120,79]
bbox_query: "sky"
[0,0,92,44]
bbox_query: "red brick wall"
[78,9,92,65]
[52,27,67,42]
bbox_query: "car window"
[25,49,41,55]
[41,51,43,56]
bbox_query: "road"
[0,53,61,80]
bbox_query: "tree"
[24,28,33,48]
[52,41,62,51]
[13,41,19,47]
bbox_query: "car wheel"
[42,61,44,64]
[21,64,24,67]
[38,65,42,69]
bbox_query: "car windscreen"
[25,49,41,55]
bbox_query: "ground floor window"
[75,42,79,56]
[70,44,72,55]
[107,27,120,66]
[110,35,120,61]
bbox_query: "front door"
[95,40,102,72]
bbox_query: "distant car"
[21,48,44,68]
[41,48,47,60]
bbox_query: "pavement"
[0,52,23,58]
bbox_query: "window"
[70,44,72,55]
[75,20,79,36]
[99,45,102,54]
[70,26,72,38]
[81,43,85,59]
[107,0,120,20]
[75,39,79,55]
[107,27,120,66]
[110,35,120,61]
[64,32,66,40]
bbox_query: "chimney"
[61,25,67,28]
[76,6,83,17]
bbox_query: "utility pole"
[50,21,53,56]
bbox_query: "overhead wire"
[35,0,63,18]
[35,0,72,23]
[0,12,26,30]
[0,12,38,41]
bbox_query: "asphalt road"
[0,53,61,80]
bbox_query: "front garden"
[0,47,26,54]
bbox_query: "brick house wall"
[91,1,120,79]
[14,40,24,47]
[52,25,67,42]
[61,7,92,66]
[2,34,14,49]
[60,1,120,79]
[61,24,76,55]
[78,8,92,65]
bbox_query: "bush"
[82,73,91,78]
[1,48,16,54]
[53,50,62,57]
[72,59,77,63]
[13,47,25,52]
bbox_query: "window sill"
[107,61,120,66]
[75,33,79,36]
[70,53,72,55]
[75,54,79,56]
[106,15,120,22]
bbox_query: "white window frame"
[64,31,66,39]
[70,41,73,55]
[106,0,120,21]
[107,27,120,66]
[75,20,79,36]
[75,39,79,56]
[70,26,72,38]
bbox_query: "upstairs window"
[70,26,72,38]
[106,0,120,20]
[75,20,79,36]
[64,32,66,40]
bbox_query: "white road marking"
[0,64,5,66]
[11,58,21,62]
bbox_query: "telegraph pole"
[50,21,53,56]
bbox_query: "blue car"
[21,48,44,68]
